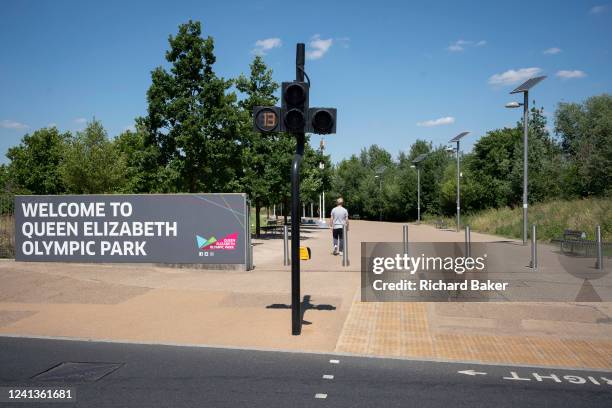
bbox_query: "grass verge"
[424,197,611,242]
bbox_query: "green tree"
[300,141,332,216]
[60,120,127,194]
[235,55,280,236]
[510,105,563,203]
[463,104,563,211]
[401,140,451,217]
[143,20,240,193]
[6,127,69,194]
[331,154,368,218]
[555,94,612,196]
[114,124,175,193]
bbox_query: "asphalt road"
[0,336,610,407]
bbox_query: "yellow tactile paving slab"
[335,298,612,369]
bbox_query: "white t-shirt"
[331,206,349,229]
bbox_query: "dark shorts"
[333,228,344,239]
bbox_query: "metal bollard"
[530,224,537,270]
[403,224,409,256]
[342,224,349,267]
[283,225,290,266]
[464,225,471,258]
[596,225,603,270]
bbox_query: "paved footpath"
[0,220,610,370]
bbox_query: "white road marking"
[323,374,334,379]
[458,370,487,376]
[451,370,612,386]
[315,393,328,399]
[329,359,340,364]
[503,371,531,381]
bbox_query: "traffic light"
[281,81,309,133]
[307,108,336,134]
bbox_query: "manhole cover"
[32,362,123,382]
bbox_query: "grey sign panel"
[15,194,248,264]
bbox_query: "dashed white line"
[329,359,340,364]
[315,393,328,399]
[323,374,334,379]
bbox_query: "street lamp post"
[448,132,470,232]
[416,168,420,223]
[506,76,546,245]
[319,161,325,223]
[411,154,428,224]
[375,175,382,221]
[375,165,386,222]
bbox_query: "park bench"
[551,229,611,258]
[558,229,587,255]
[260,219,286,236]
[434,219,448,229]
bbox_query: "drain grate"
[32,362,123,382]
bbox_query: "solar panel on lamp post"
[411,153,428,224]
[448,132,470,232]
[506,75,546,245]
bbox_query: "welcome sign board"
[15,194,250,265]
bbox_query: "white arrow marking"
[458,369,487,376]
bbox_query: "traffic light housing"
[281,81,309,133]
[254,81,336,136]
[307,108,336,134]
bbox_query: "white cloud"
[556,70,587,79]
[74,117,87,124]
[1,119,29,130]
[447,39,486,52]
[488,67,542,86]
[543,47,562,55]
[306,35,333,60]
[252,38,282,55]
[47,123,57,128]
[416,116,455,127]
[590,5,607,14]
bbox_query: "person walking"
[330,197,349,255]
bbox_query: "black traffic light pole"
[291,43,305,335]
[252,42,336,336]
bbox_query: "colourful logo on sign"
[196,232,238,251]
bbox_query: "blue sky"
[1,0,611,164]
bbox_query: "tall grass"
[425,197,612,242]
